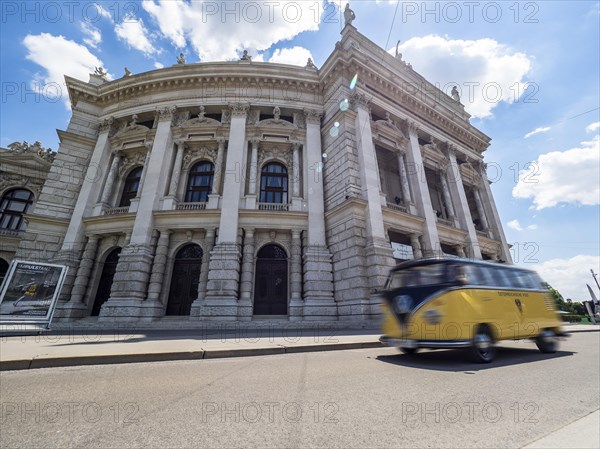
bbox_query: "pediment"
[257,118,296,129]
[178,116,222,128]
[114,123,150,137]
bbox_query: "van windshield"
[386,263,449,289]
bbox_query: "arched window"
[119,167,143,207]
[0,189,34,231]
[185,161,214,203]
[260,162,288,204]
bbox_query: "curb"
[0,341,382,372]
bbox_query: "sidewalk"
[1,323,597,371]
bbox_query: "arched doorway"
[0,258,9,285]
[254,244,288,315]
[166,244,203,316]
[91,248,121,316]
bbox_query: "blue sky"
[1,1,599,300]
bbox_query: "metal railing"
[257,203,289,211]
[176,202,208,211]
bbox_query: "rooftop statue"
[451,86,461,102]
[240,50,252,61]
[344,4,355,26]
[305,58,317,69]
[177,53,186,64]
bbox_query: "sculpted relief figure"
[451,86,461,102]
[177,53,186,64]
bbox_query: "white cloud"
[533,255,600,301]
[23,33,107,107]
[154,61,164,69]
[395,35,532,118]
[80,22,102,49]
[115,15,157,56]
[586,121,600,133]
[142,0,322,62]
[524,126,551,139]
[269,46,313,66]
[507,220,537,231]
[513,135,600,209]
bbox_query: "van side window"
[463,265,488,285]
[490,267,512,287]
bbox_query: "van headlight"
[423,309,443,324]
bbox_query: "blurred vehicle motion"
[379,258,568,363]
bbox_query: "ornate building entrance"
[166,244,203,316]
[253,244,288,315]
[91,248,121,316]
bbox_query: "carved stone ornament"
[114,115,150,136]
[5,141,56,162]
[407,120,420,135]
[182,146,218,170]
[258,146,293,169]
[246,110,260,126]
[177,108,221,128]
[293,112,306,129]
[157,106,177,122]
[221,109,232,124]
[118,151,147,177]
[228,103,249,118]
[98,117,115,133]
[349,91,371,111]
[0,174,42,195]
[303,109,322,125]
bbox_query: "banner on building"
[0,260,68,324]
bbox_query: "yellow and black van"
[379,258,568,363]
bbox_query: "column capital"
[291,229,302,239]
[216,136,226,145]
[407,120,420,135]
[249,137,261,146]
[303,109,322,125]
[174,138,186,148]
[157,105,177,122]
[244,228,255,238]
[98,116,115,133]
[228,102,249,118]
[144,140,154,152]
[158,228,172,237]
[84,234,101,242]
[111,149,122,157]
[350,91,371,112]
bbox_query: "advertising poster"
[0,260,68,323]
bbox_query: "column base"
[54,300,88,319]
[288,297,303,321]
[303,245,337,320]
[190,297,239,320]
[98,299,164,321]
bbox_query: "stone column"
[191,228,216,316]
[101,107,176,320]
[398,152,412,204]
[410,234,423,259]
[292,143,301,197]
[212,138,225,194]
[444,146,481,259]
[168,141,185,197]
[404,121,440,257]
[473,188,489,231]
[201,103,248,320]
[60,234,100,318]
[439,171,456,222]
[479,170,512,263]
[147,229,171,303]
[99,151,121,206]
[302,109,336,320]
[247,138,259,195]
[237,228,255,320]
[289,229,303,320]
[53,118,116,318]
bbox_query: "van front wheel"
[400,347,419,355]
[471,326,496,363]
[536,329,558,353]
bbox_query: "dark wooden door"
[254,245,288,315]
[91,248,121,316]
[166,245,203,316]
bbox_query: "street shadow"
[376,346,576,371]
[18,326,379,347]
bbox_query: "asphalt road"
[1,332,598,448]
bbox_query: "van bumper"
[379,336,472,349]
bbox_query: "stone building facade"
[5,24,511,323]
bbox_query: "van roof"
[390,257,536,273]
